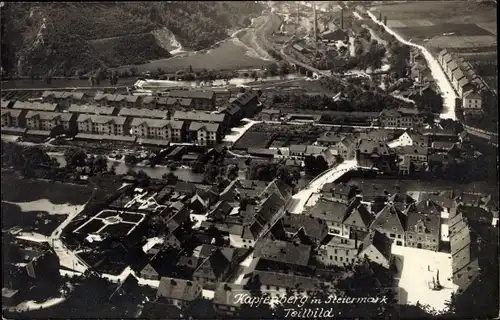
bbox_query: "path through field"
[366,10,457,120]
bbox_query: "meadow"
[371,1,497,51]
[114,39,271,74]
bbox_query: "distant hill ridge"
[0,1,264,76]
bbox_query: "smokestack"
[313,2,318,46]
[384,16,387,26]
[297,2,300,33]
[379,11,382,21]
[340,8,344,30]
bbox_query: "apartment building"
[25,111,75,131]
[76,114,127,135]
[165,90,216,110]
[12,101,58,112]
[42,91,89,107]
[118,108,169,119]
[94,93,141,108]
[378,107,424,128]
[68,105,116,116]
[1,109,24,128]
[130,118,185,141]
[462,90,483,114]
[188,122,222,146]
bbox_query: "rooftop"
[254,238,311,266]
[157,277,201,301]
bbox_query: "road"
[261,120,412,131]
[46,186,101,273]
[287,159,359,214]
[365,10,457,120]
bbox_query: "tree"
[64,148,87,168]
[124,154,138,166]
[304,155,328,176]
[226,164,239,181]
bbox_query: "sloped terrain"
[1,2,264,76]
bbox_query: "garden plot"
[393,23,494,40]
[73,209,145,237]
[428,35,497,49]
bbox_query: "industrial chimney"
[313,2,318,46]
[379,11,382,22]
[384,16,387,26]
[340,8,344,30]
[296,2,300,34]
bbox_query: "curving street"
[287,159,359,214]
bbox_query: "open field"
[1,172,93,205]
[391,23,493,39]
[427,35,497,49]
[114,39,271,74]
[372,1,497,50]
[371,1,496,22]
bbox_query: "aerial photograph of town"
[1,1,498,319]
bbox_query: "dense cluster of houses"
[245,125,470,177]
[2,237,61,307]
[1,89,260,146]
[437,49,485,115]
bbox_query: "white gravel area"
[392,244,457,312]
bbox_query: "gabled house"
[321,182,357,204]
[1,109,25,128]
[358,230,393,269]
[277,213,328,245]
[42,91,88,107]
[130,118,185,141]
[308,198,350,238]
[254,238,312,272]
[156,277,202,309]
[13,101,58,112]
[404,201,441,251]
[378,107,424,129]
[192,248,233,289]
[213,283,248,317]
[411,63,427,82]
[370,202,407,246]
[68,105,116,116]
[166,90,216,110]
[462,90,482,114]
[118,108,169,120]
[76,114,128,136]
[140,263,160,281]
[188,122,222,146]
[260,108,281,121]
[343,199,373,233]
[229,90,260,119]
[25,111,76,133]
[252,270,322,295]
[316,235,361,267]
[391,131,429,149]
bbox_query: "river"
[134,74,305,90]
[2,74,306,91]
[49,153,204,182]
[0,78,138,90]
[366,10,457,120]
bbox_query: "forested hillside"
[1,1,264,77]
